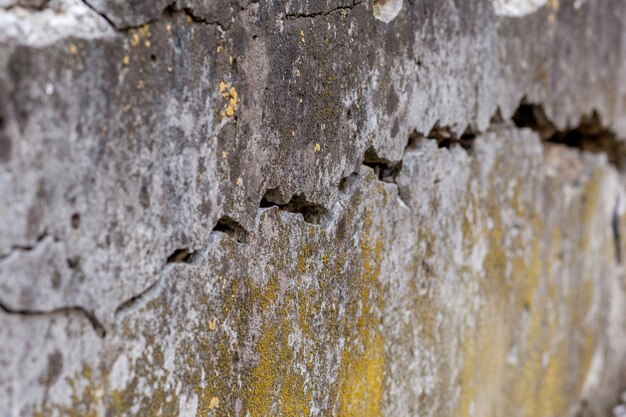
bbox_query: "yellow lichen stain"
[548,0,559,22]
[455,279,512,417]
[338,333,385,417]
[219,82,238,118]
[32,146,613,417]
[456,188,511,416]
[138,24,150,37]
[34,366,105,417]
[297,243,313,273]
[122,55,130,66]
[227,87,238,115]
[505,295,568,417]
[581,168,603,252]
[209,396,220,409]
[208,318,217,331]
[244,318,311,417]
[463,147,604,417]
[131,33,140,47]
[454,149,581,417]
[335,208,386,417]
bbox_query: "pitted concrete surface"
[1,0,626,416]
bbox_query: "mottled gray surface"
[1,0,626,415]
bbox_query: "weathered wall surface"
[1,0,626,416]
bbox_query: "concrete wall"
[1,0,626,415]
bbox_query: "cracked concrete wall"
[1,0,626,416]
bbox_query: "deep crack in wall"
[1,0,626,416]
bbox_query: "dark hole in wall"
[71,213,81,229]
[166,247,197,263]
[512,102,626,171]
[260,191,329,225]
[362,147,402,183]
[427,123,476,150]
[213,216,250,243]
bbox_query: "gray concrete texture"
[1,0,626,415]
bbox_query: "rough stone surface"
[1,0,626,416]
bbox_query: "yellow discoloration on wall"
[244,300,311,416]
[335,209,386,417]
[453,147,597,417]
[581,168,603,252]
[35,366,106,417]
[219,82,239,118]
[30,154,612,417]
[456,196,515,417]
[338,333,385,417]
[129,25,150,49]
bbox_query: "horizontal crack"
[260,191,330,225]
[0,232,54,262]
[284,0,364,20]
[0,299,106,338]
[427,123,477,150]
[110,124,468,322]
[113,275,163,321]
[166,247,198,263]
[78,0,234,32]
[113,216,246,321]
[212,215,250,243]
[1,0,49,12]
[76,0,361,32]
[513,101,626,171]
[18,98,622,332]
[513,100,626,265]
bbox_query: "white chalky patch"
[373,0,403,23]
[491,0,548,16]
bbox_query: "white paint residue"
[491,0,548,16]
